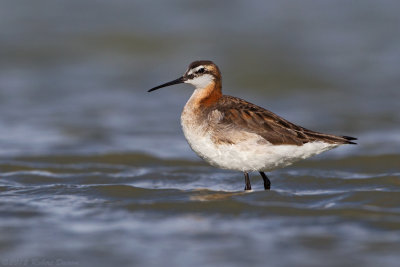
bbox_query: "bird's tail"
[303,130,358,145]
[341,135,358,145]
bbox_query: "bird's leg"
[259,172,271,190]
[244,172,252,191]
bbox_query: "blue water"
[1,1,400,266]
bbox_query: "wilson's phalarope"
[149,60,357,191]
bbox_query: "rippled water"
[1,154,400,266]
[1,1,400,266]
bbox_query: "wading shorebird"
[148,60,357,191]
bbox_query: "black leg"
[244,172,252,191]
[259,172,271,190]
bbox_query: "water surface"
[1,1,400,266]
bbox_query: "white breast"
[180,97,339,173]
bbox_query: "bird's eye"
[197,67,205,74]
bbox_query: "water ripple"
[1,153,400,267]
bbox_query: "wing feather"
[209,95,356,146]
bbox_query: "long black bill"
[148,76,185,92]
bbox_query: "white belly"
[181,117,338,172]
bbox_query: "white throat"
[185,74,214,89]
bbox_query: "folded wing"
[212,95,357,146]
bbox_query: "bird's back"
[206,95,357,146]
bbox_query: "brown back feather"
[210,95,356,146]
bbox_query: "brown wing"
[211,95,356,146]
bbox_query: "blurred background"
[0,1,399,267]
[1,0,399,157]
